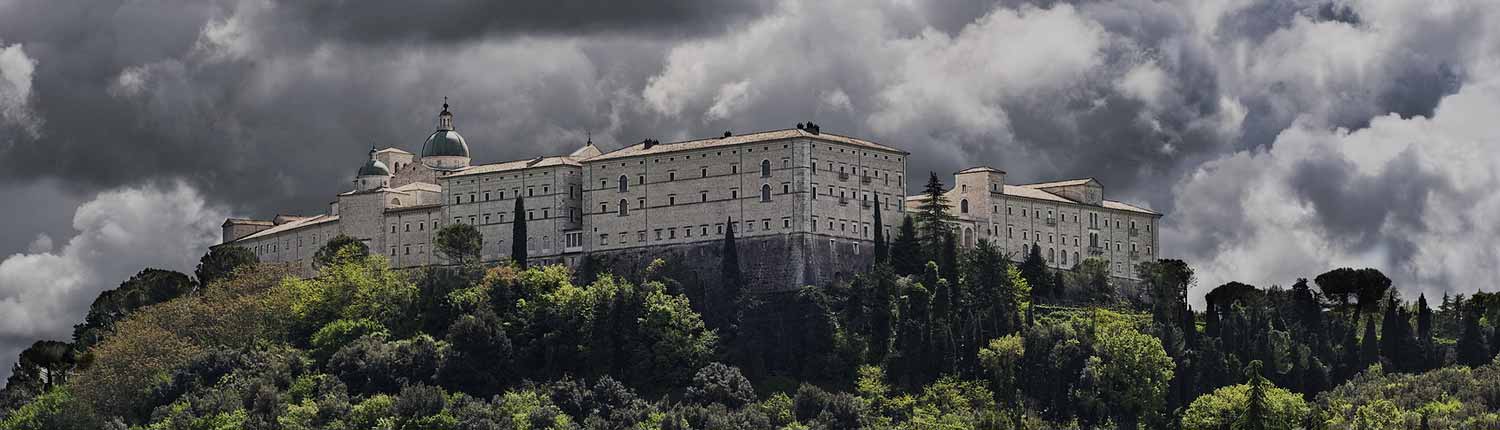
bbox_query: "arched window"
[618,199,628,216]
[760,160,771,177]
[760,184,772,202]
[963,227,974,248]
[960,199,969,214]
[617,175,628,192]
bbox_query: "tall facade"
[218,104,1161,284]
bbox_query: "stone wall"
[578,232,873,292]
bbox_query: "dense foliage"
[2,176,1497,429]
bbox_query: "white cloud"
[0,41,38,138]
[1166,79,1500,306]
[705,80,753,121]
[0,181,226,381]
[23,234,50,254]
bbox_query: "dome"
[421,129,470,158]
[358,157,390,177]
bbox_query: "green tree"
[315,234,369,267]
[511,197,528,268]
[435,222,483,265]
[1019,243,1047,295]
[1457,306,1491,367]
[913,172,955,256]
[194,245,257,287]
[890,215,923,276]
[1084,318,1176,428]
[1071,258,1113,304]
[719,217,744,336]
[1181,371,1311,430]
[978,334,1024,402]
[1360,315,1379,368]
[71,268,195,349]
[872,201,887,265]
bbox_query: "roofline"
[1015,177,1101,188]
[588,127,909,162]
[385,203,443,214]
[443,155,582,178]
[955,166,1006,175]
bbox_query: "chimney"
[723,131,732,138]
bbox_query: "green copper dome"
[357,155,390,177]
[421,103,470,159]
[421,129,470,158]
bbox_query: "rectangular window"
[783,218,791,228]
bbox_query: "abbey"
[221,103,1161,287]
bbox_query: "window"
[1008,225,1014,238]
[484,192,490,201]
[618,175,628,192]
[701,192,708,202]
[638,175,645,185]
[731,165,738,174]
[783,218,791,228]
[391,225,397,233]
[668,195,676,205]
[763,220,770,230]
[618,199,628,216]
[405,223,411,232]
[760,184,772,202]
[731,189,738,200]
[702,167,708,177]
[783,183,790,194]
[960,199,969,214]
[668,171,676,181]
[600,234,608,245]
[760,160,771,177]
[542,209,548,219]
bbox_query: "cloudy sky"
[1,0,1498,380]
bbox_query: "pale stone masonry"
[907,169,1162,279]
[218,103,1161,284]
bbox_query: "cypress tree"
[1380,295,1401,368]
[872,201,887,265]
[722,216,743,307]
[1240,360,1268,430]
[511,197,528,268]
[1457,306,1491,366]
[891,215,923,276]
[914,172,955,257]
[1360,315,1379,368]
[1019,244,1047,297]
[939,231,958,284]
[1417,293,1434,369]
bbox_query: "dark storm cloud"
[1,0,1498,381]
[1288,151,1446,264]
[279,0,775,43]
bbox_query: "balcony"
[1088,246,1105,256]
[838,172,850,182]
[860,175,872,184]
[1128,228,1139,237]
[1045,217,1057,226]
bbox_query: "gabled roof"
[445,155,582,178]
[374,147,412,155]
[231,214,339,243]
[1103,200,1160,215]
[1017,178,1098,189]
[1003,185,1078,204]
[956,166,1006,175]
[588,128,907,162]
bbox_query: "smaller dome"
[358,152,391,177]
